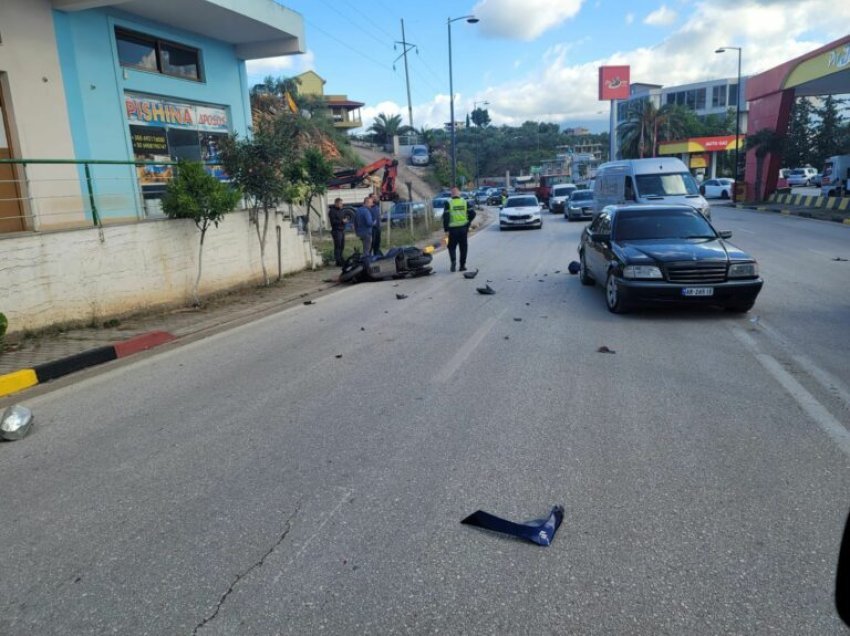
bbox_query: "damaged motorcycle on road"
[339,246,433,283]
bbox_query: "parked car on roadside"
[577,204,763,314]
[432,196,450,217]
[410,145,429,166]
[388,201,427,227]
[700,178,735,199]
[812,173,823,187]
[499,195,543,230]
[548,183,578,214]
[565,189,595,221]
[787,167,818,187]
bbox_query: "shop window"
[116,28,203,81]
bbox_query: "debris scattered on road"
[597,346,616,354]
[396,293,408,300]
[335,354,343,359]
[538,279,545,283]
[0,405,34,441]
[461,505,564,547]
[513,317,522,322]
[504,335,510,340]
[554,270,561,274]
[525,302,531,306]
[360,327,365,331]
[463,269,479,279]
[567,261,580,275]
[477,285,496,295]
[833,257,848,261]
[303,300,314,305]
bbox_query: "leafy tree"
[785,98,815,168]
[161,161,241,306]
[812,95,846,169]
[287,147,334,231]
[219,117,301,286]
[746,128,786,201]
[471,107,491,128]
[618,101,684,158]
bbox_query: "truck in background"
[821,154,850,197]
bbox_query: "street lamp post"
[448,15,478,187]
[716,46,742,196]
[473,100,489,187]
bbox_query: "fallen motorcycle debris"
[597,346,616,354]
[461,505,564,546]
[476,285,496,295]
[396,293,408,300]
[463,269,479,279]
[567,261,581,275]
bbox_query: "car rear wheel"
[579,251,594,286]
[721,189,730,199]
[605,272,629,313]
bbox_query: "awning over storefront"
[658,135,742,156]
[52,0,305,59]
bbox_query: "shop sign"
[125,93,229,132]
[784,42,850,89]
[598,66,630,101]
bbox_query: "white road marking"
[733,328,850,458]
[431,310,506,384]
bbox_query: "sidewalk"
[0,209,492,399]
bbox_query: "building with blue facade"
[1,0,304,231]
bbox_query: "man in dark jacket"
[442,186,476,272]
[369,196,382,256]
[328,197,351,266]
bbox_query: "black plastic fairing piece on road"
[461,505,564,546]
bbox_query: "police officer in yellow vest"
[442,186,476,272]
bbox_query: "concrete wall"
[0,0,85,230]
[0,212,320,334]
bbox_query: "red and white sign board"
[598,66,630,100]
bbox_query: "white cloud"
[367,1,850,133]
[644,5,678,26]
[245,50,316,83]
[472,0,584,40]
[626,12,635,24]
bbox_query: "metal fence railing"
[0,158,228,234]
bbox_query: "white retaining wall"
[0,210,320,334]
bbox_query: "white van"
[593,158,711,219]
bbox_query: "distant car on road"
[499,195,543,230]
[577,204,763,314]
[409,145,429,166]
[432,196,450,218]
[565,189,595,221]
[548,183,577,214]
[787,167,818,187]
[388,201,427,227]
[700,178,735,199]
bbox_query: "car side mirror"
[718,230,733,239]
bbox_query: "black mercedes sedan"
[577,205,763,313]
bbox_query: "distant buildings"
[293,70,364,131]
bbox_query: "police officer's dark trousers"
[447,227,469,268]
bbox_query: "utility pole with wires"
[394,19,417,131]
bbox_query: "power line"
[304,18,395,72]
[314,0,393,51]
[339,0,398,40]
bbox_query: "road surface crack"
[192,502,302,635]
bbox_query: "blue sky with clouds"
[246,0,850,133]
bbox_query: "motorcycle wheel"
[407,255,432,268]
[339,264,364,283]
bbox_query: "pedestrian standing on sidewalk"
[353,196,374,256]
[328,197,351,266]
[369,195,383,256]
[442,186,476,272]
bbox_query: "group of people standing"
[328,186,476,273]
[328,195,382,266]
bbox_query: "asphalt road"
[1,205,849,634]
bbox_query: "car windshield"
[571,191,593,201]
[507,197,538,207]
[613,209,717,241]
[635,172,700,196]
[552,186,573,196]
[412,148,427,156]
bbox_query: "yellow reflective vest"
[447,197,469,228]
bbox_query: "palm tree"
[618,100,685,158]
[746,128,786,201]
[368,113,407,145]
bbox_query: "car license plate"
[682,287,714,297]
